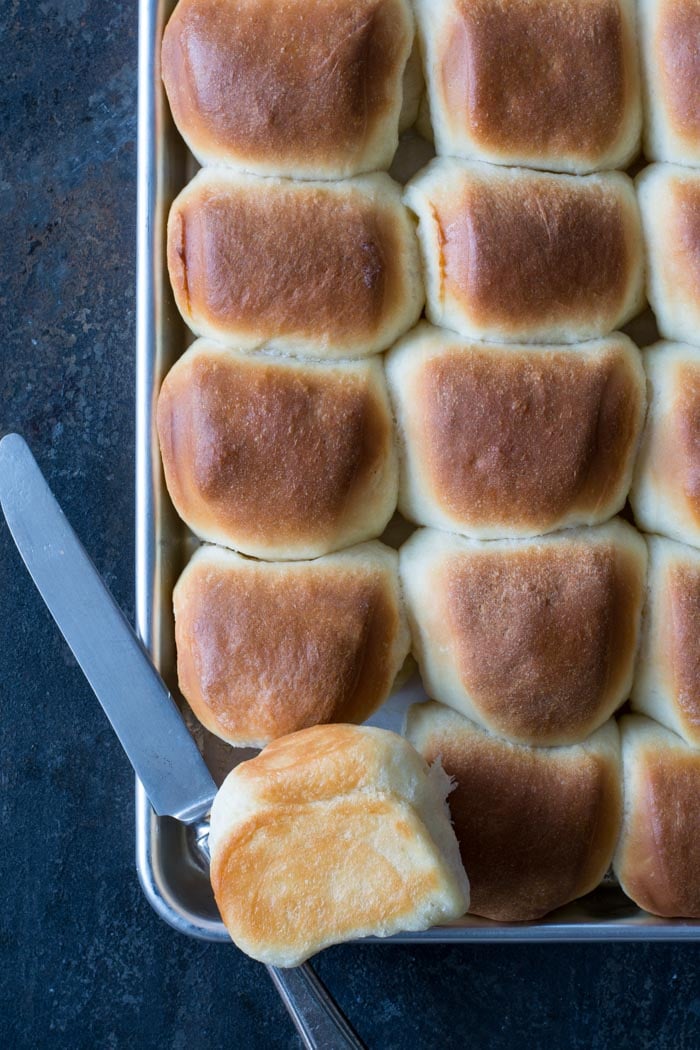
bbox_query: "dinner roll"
[167,168,424,358]
[614,715,700,917]
[174,542,410,748]
[638,0,700,164]
[385,324,646,537]
[630,342,700,549]
[399,522,647,746]
[404,160,644,343]
[406,703,622,922]
[209,724,470,965]
[631,538,700,747]
[414,0,641,173]
[157,342,397,560]
[161,0,415,179]
[637,165,700,345]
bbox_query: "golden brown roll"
[385,324,646,537]
[631,537,700,747]
[209,724,470,965]
[399,522,647,746]
[637,165,700,345]
[414,0,641,173]
[404,159,644,344]
[157,341,398,560]
[161,0,415,179]
[630,342,700,549]
[406,703,622,922]
[638,0,700,164]
[167,168,424,358]
[614,715,700,917]
[174,542,411,748]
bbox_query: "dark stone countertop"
[2,3,700,1047]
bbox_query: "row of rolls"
[163,0,700,177]
[159,0,700,938]
[167,160,700,358]
[160,329,700,557]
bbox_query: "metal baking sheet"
[135,0,700,942]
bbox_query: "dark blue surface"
[2,3,700,1047]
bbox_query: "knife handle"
[268,963,366,1050]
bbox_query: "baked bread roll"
[631,537,700,747]
[167,169,424,358]
[385,324,646,537]
[414,0,640,174]
[638,0,700,164]
[614,715,700,917]
[161,0,415,179]
[157,341,397,560]
[406,703,622,922]
[209,724,470,965]
[399,522,647,746]
[630,342,700,549]
[174,542,410,747]
[637,165,700,345]
[405,160,644,344]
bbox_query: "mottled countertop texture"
[2,2,700,1047]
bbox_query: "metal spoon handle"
[0,433,216,822]
[269,964,366,1050]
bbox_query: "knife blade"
[0,433,216,822]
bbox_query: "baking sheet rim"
[133,0,700,943]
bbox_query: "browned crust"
[438,174,633,329]
[621,748,700,916]
[664,562,700,733]
[167,177,410,346]
[223,724,404,804]
[418,343,643,529]
[156,350,393,549]
[218,723,430,806]
[174,557,402,743]
[438,539,643,741]
[440,0,630,161]
[418,727,621,921]
[657,0,700,143]
[162,0,411,168]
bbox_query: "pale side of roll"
[631,537,700,747]
[174,542,411,748]
[167,168,424,358]
[157,341,398,560]
[406,702,622,922]
[404,159,644,344]
[637,164,700,346]
[630,341,700,550]
[614,715,700,918]
[414,0,641,173]
[209,724,470,966]
[638,0,700,165]
[385,323,646,538]
[399,521,647,746]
